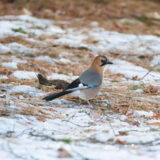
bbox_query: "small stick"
[141,63,160,80]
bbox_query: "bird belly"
[73,86,101,100]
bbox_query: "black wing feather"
[43,90,73,101]
[64,78,80,91]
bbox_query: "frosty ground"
[0,14,160,160]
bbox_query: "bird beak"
[107,61,113,64]
[101,60,113,66]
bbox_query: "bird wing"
[64,78,81,90]
[64,69,102,92]
[80,68,102,86]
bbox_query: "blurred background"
[1,0,160,35]
[0,1,160,160]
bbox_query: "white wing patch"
[78,83,87,88]
[66,83,87,92]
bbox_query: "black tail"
[43,90,73,101]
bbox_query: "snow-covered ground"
[0,15,160,160]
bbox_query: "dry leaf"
[132,76,140,80]
[149,122,160,126]
[36,116,46,122]
[144,85,159,94]
[119,131,128,136]
[115,139,127,145]
[58,148,72,158]
[151,112,160,119]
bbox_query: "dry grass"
[1,0,160,35]
[0,0,160,119]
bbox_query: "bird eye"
[100,58,107,66]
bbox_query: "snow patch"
[88,29,160,55]
[58,58,72,64]
[35,56,55,64]
[90,21,99,27]
[59,52,73,57]
[108,59,160,82]
[11,71,37,79]
[118,133,158,144]
[0,21,18,38]
[0,75,8,79]
[7,42,36,54]
[133,110,153,117]
[2,62,17,69]
[47,73,78,81]
[0,43,10,54]
[54,29,87,47]
[9,85,45,96]
[46,25,64,35]
[150,55,160,68]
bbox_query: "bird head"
[92,55,113,67]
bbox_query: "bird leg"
[86,100,93,108]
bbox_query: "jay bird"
[43,55,113,103]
